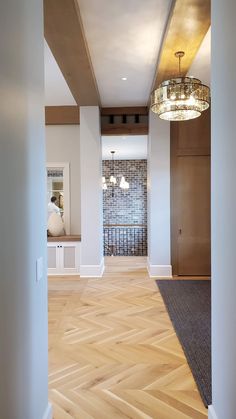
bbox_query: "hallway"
[48,257,207,418]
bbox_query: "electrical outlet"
[36,257,43,282]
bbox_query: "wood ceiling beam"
[45,106,80,125]
[101,124,148,136]
[45,106,149,125]
[101,107,148,136]
[152,0,211,91]
[101,107,148,116]
[44,0,100,106]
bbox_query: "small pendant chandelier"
[102,151,129,192]
[150,51,210,121]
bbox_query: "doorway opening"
[102,135,147,257]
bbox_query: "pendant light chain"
[175,51,185,77]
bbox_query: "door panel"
[48,245,57,269]
[60,242,80,273]
[177,155,211,275]
[63,246,76,269]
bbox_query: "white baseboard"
[147,259,172,278]
[48,272,80,276]
[42,403,52,419]
[208,405,218,419]
[80,258,104,277]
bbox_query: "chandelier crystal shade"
[150,52,210,121]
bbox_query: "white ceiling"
[44,40,76,105]
[188,27,211,86]
[102,135,147,160]
[77,0,172,107]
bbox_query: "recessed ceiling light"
[121,77,127,81]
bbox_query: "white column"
[147,111,172,277]
[80,106,104,277]
[209,2,236,419]
[0,1,51,419]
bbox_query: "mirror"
[47,168,64,215]
[46,163,70,235]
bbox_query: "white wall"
[210,1,236,418]
[46,125,80,234]
[80,107,104,277]
[0,1,50,418]
[147,111,172,277]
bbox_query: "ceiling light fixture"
[150,51,210,121]
[121,77,127,81]
[103,151,129,194]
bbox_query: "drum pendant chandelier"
[150,51,210,121]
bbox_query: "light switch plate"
[36,257,43,282]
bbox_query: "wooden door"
[171,109,211,276]
[177,155,211,275]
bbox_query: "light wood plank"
[47,235,81,242]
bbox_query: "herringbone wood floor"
[48,257,208,419]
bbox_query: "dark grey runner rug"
[156,280,211,407]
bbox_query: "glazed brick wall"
[103,226,147,256]
[103,159,147,225]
